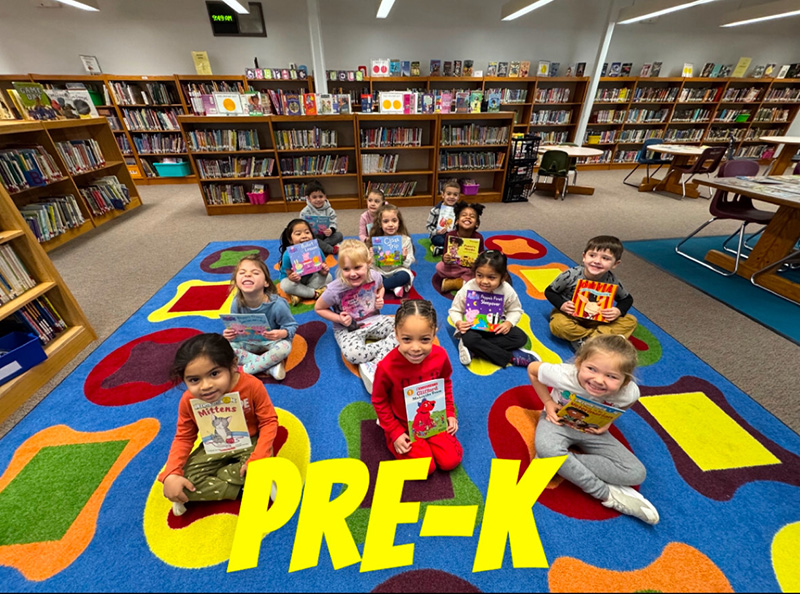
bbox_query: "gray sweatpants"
[333,315,397,365]
[280,271,332,299]
[534,412,646,500]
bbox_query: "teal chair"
[535,150,571,199]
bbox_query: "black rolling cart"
[502,133,540,202]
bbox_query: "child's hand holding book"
[493,321,513,335]
[543,399,562,425]
[222,328,237,341]
[455,320,473,334]
[560,301,576,316]
[600,306,621,322]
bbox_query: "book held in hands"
[288,239,324,276]
[404,378,448,442]
[436,205,456,233]
[219,313,274,350]
[556,392,624,432]
[570,279,617,322]
[464,290,504,332]
[446,235,480,267]
[372,235,404,267]
[304,214,331,235]
[191,392,253,455]
[340,281,379,327]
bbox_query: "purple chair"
[671,145,726,199]
[675,159,773,276]
[794,161,800,174]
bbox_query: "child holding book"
[359,188,385,242]
[159,333,278,517]
[223,255,298,381]
[300,180,343,255]
[545,235,637,350]
[278,218,333,307]
[527,334,659,525]
[315,239,397,393]
[368,203,415,298]
[435,201,485,293]
[449,250,540,368]
[425,179,461,256]
[372,299,462,476]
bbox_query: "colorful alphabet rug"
[0,231,799,592]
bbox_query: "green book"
[11,82,58,120]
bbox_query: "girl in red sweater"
[371,299,463,476]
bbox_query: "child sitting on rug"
[425,179,461,256]
[314,239,397,393]
[527,334,659,525]
[160,333,278,517]
[359,187,385,242]
[449,250,540,368]
[367,203,416,298]
[372,299,462,476]
[435,201,485,293]
[278,218,333,307]
[545,235,637,350]
[300,180,344,255]
[224,255,298,381]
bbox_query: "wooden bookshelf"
[176,75,248,115]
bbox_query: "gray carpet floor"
[4,169,798,436]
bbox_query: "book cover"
[520,60,531,78]
[241,91,264,115]
[213,92,244,116]
[497,62,509,77]
[402,92,416,114]
[256,68,266,79]
[389,59,401,76]
[355,70,364,81]
[700,62,715,78]
[401,60,411,77]
[681,63,694,78]
[464,289,504,332]
[430,59,441,76]
[443,61,453,77]
[455,91,470,113]
[304,214,331,235]
[764,63,776,77]
[570,279,618,322]
[709,63,722,78]
[338,70,347,82]
[436,204,456,232]
[318,94,334,115]
[281,69,290,80]
[379,91,404,113]
[719,64,733,77]
[732,57,752,78]
[64,87,99,118]
[576,62,586,77]
[537,61,550,77]
[556,392,624,432]
[776,64,790,79]
[463,60,474,77]
[487,90,501,112]
[192,50,212,75]
[550,62,560,77]
[787,63,800,78]
[486,61,498,77]
[219,313,273,350]
[411,61,421,76]
[453,60,463,77]
[337,94,352,115]
[446,235,480,267]
[609,62,622,77]
[421,93,434,114]
[46,90,81,120]
[639,63,652,77]
[509,61,521,78]
[601,63,608,77]
[327,70,337,81]
[340,280,378,324]
[404,378,447,442]
[11,82,57,120]
[469,90,483,113]
[621,62,632,76]
[751,65,765,79]
[372,235,404,267]
[360,93,373,113]
[371,58,389,77]
[285,92,302,116]
[440,91,452,114]
[302,93,317,116]
[287,239,324,276]
[190,392,253,455]
[245,68,256,80]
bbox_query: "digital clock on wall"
[206,1,267,37]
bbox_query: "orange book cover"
[302,93,317,116]
[571,279,617,322]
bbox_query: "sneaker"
[457,338,472,365]
[358,360,378,394]
[313,287,325,300]
[172,502,187,517]
[268,362,286,381]
[602,484,660,525]
[431,245,444,257]
[393,286,404,298]
[289,294,301,307]
[332,245,339,255]
[510,348,542,367]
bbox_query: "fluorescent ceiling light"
[618,0,720,24]
[721,0,800,26]
[377,0,396,18]
[501,0,556,21]
[221,0,249,14]
[54,0,99,10]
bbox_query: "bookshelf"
[0,121,96,422]
[176,75,248,116]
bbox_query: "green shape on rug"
[210,249,261,270]
[631,324,662,367]
[417,238,440,264]
[0,441,128,546]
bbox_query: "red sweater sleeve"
[372,353,407,442]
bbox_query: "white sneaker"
[358,360,378,394]
[457,338,472,366]
[602,484,660,525]
[393,286,404,298]
[268,362,286,381]
[172,502,187,517]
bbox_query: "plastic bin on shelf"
[152,162,192,177]
[460,181,480,195]
[0,332,47,386]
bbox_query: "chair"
[794,161,800,174]
[562,142,580,185]
[622,138,671,188]
[535,150,570,199]
[675,159,773,276]
[671,145,726,199]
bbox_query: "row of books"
[132,133,186,154]
[181,81,244,103]
[534,88,571,103]
[5,82,99,122]
[618,129,662,142]
[0,146,65,194]
[187,129,261,152]
[360,153,399,173]
[735,145,771,159]
[631,87,679,103]
[714,109,749,122]
[484,88,527,103]
[585,130,616,144]
[576,150,612,165]
[202,183,247,205]
[196,157,276,179]
[664,128,704,142]
[438,151,505,171]
[626,108,669,123]
[530,110,572,125]
[678,87,724,103]
[589,109,625,124]
[109,81,178,106]
[672,108,712,122]
[21,195,86,243]
[721,87,762,102]
[439,125,509,146]
[284,183,311,202]
[7,296,66,345]
[754,108,790,122]
[745,127,783,140]
[121,108,181,131]
[613,150,639,163]
[115,135,132,155]
[595,87,630,103]
[707,128,745,141]
[537,131,570,144]
[360,127,423,148]
[0,243,36,305]
[764,88,800,102]
[363,180,418,198]
[274,127,338,150]
[54,139,105,175]
[78,176,131,216]
[279,155,349,176]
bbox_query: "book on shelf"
[732,57,752,78]
[576,62,586,77]
[411,61,421,77]
[639,63,652,77]
[404,378,447,442]
[440,91,453,114]
[287,239,325,276]
[719,64,733,77]
[469,90,483,113]
[764,63,776,78]
[621,63,632,76]
[421,93,434,114]
[360,93,373,113]
[402,92,417,114]
[464,289,504,332]
[497,62,509,77]
[302,93,317,116]
[318,94,334,115]
[61,84,99,118]
[682,63,694,78]
[389,59,401,76]
[556,393,624,432]
[571,279,617,322]
[213,92,244,115]
[401,60,411,77]
[453,60,463,77]
[337,94,352,115]
[340,281,379,327]
[519,61,531,78]
[443,61,453,77]
[285,92,302,116]
[190,392,253,455]
[550,62,560,77]
[600,63,608,77]
[430,60,441,76]
[219,313,274,349]
[509,61,521,78]
[787,63,800,78]
[537,61,550,77]
[0,146,65,192]
[20,195,85,243]
[486,91,501,112]
[446,235,480,267]
[486,61,498,77]
[455,91,470,113]
[776,64,790,79]
[463,60,474,77]
[6,296,67,344]
[608,62,622,77]
[371,58,389,77]
[10,83,58,120]
[372,235,403,267]
[699,62,714,78]
[751,65,765,78]
[0,243,36,303]
[378,91,404,114]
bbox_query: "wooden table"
[761,136,800,175]
[696,176,800,304]
[534,145,604,198]
[637,144,709,199]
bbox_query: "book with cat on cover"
[288,239,324,276]
[303,214,331,235]
[464,289,504,332]
[556,392,624,432]
[190,392,253,455]
[372,235,404,267]
[220,312,274,350]
[404,378,447,442]
[571,279,617,322]
[446,235,480,267]
[340,281,378,325]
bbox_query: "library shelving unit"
[357,113,438,208]
[0,122,97,422]
[0,118,142,251]
[0,74,34,121]
[176,74,248,115]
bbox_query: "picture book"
[463,60,474,77]
[213,92,244,116]
[469,90,483,113]
[609,62,622,77]
[355,70,364,81]
[700,62,715,78]
[436,204,456,232]
[486,61,498,77]
[327,70,337,81]
[402,92,417,114]
[443,61,453,77]
[621,63,632,76]
[340,281,378,325]
[440,91,453,114]
[190,392,253,455]
[787,63,800,78]
[287,239,324,276]
[640,63,652,77]
[304,214,331,235]
[550,62,560,77]
[421,93,434,114]
[454,60,463,77]
[303,93,317,116]
[508,61,521,77]
[455,91,470,113]
[371,58,389,77]
[430,60,442,76]
[255,68,265,79]
[11,82,58,120]
[46,90,81,120]
[411,61,421,77]
[285,92,303,116]
[63,84,99,118]
[245,67,256,80]
[751,65,765,79]
[497,62,509,77]
[318,94,334,115]
[401,60,411,77]
[556,392,625,432]
[219,313,273,350]
[446,235,480,267]
[710,63,722,78]
[337,94,352,115]
[379,91,404,113]
[576,62,586,77]
[719,64,733,77]
[241,91,264,115]
[361,93,373,113]
[764,63,776,77]
[520,61,531,78]
[404,378,447,442]
[601,63,608,77]
[570,278,618,322]
[487,90,501,112]
[681,63,694,78]
[464,290,505,332]
[537,61,550,77]
[776,64,790,79]
[372,235,404,267]
[389,59,401,76]
[732,57,752,78]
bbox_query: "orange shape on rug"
[508,263,569,300]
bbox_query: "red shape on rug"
[629,336,648,351]
[168,285,231,313]
[484,234,547,260]
[383,285,423,305]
